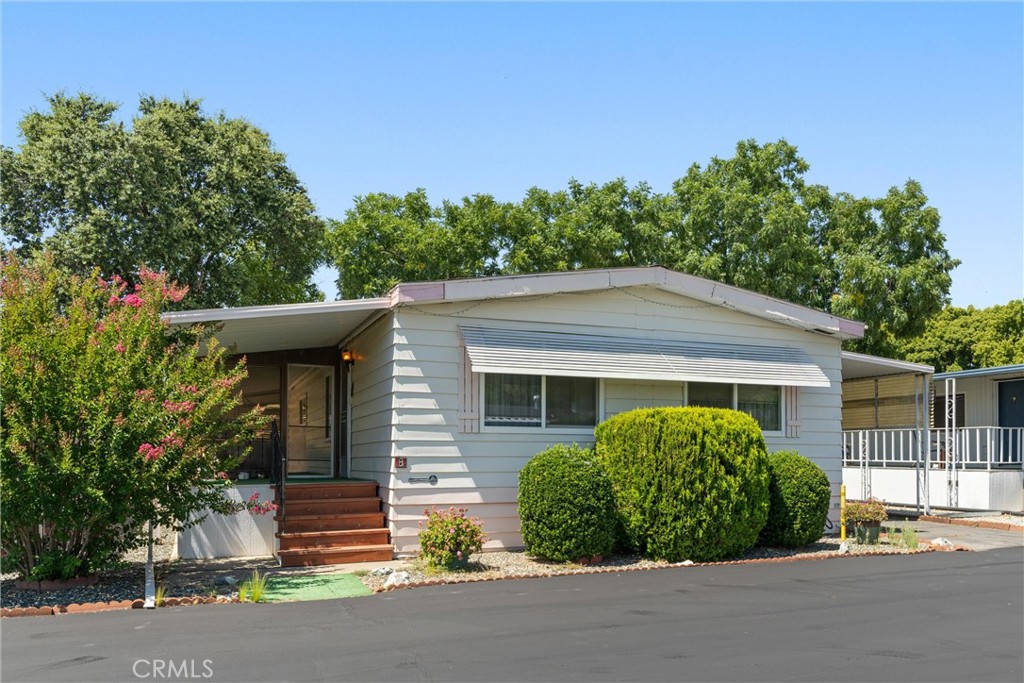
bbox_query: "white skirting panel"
[176,484,277,559]
[842,467,1024,512]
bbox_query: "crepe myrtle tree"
[0,253,269,581]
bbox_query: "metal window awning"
[460,326,831,388]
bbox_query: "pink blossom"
[114,342,126,353]
[160,433,184,448]
[122,294,144,308]
[162,399,196,414]
[136,388,155,402]
[139,266,162,282]
[108,295,120,306]
[138,443,165,461]
[161,283,188,303]
[216,471,228,479]
[179,385,199,394]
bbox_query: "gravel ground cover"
[1,557,276,610]
[358,536,928,593]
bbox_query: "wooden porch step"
[282,497,381,516]
[277,544,394,567]
[276,511,386,533]
[281,482,378,500]
[276,528,390,551]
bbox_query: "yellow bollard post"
[840,484,847,541]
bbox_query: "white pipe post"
[144,521,155,609]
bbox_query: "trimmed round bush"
[518,444,617,562]
[758,450,831,548]
[595,407,769,562]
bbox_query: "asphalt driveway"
[3,548,1021,683]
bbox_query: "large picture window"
[686,382,782,433]
[484,374,598,429]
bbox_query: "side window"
[686,382,783,433]
[688,382,733,409]
[483,374,598,428]
[484,374,542,427]
[547,376,598,427]
[738,385,781,432]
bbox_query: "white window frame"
[683,381,785,437]
[479,374,604,435]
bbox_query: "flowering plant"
[845,498,888,525]
[235,491,278,516]
[0,254,266,580]
[418,506,486,570]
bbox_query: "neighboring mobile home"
[842,364,1024,512]
[168,267,869,564]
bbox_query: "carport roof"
[841,351,933,380]
[163,298,390,354]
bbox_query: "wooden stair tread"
[276,529,385,539]
[277,544,393,556]
[276,511,384,521]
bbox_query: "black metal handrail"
[269,420,285,532]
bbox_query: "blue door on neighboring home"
[998,380,1024,462]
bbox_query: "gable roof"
[389,267,865,341]
[164,266,864,354]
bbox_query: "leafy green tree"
[668,139,827,306]
[898,300,1024,372]
[327,190,505,299]
[1,93,326,308]
[324,139,958,354]
[825,181,959,356]
[0,254,265,580]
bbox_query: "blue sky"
[3,2,1022,308]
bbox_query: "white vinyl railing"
[843,427,1024,470]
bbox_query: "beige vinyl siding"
[348,313,398,533]
[934,376,999,427]
[361,285,845,554]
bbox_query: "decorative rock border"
[0,595,237,618]
[14,575,99,591]
[919,515,1023,532]
[372,545,949,593]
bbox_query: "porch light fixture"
[341,348,354,367]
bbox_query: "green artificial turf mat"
[264,572,371,602]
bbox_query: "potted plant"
[845,498,888,544]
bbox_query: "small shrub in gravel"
[758,450,831,548]
[595,407,770,563]
[418,507,485,570]
[518,444,617,562]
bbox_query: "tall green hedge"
[518,444,617,562]
[595,407,770,562]
[759,450,831,548]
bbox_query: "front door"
[287,364,334,476]
[998,380,1024,463]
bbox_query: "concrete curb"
[0,595,237,619]
[919,515,1023,532]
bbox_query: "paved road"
[2,549,1021,683]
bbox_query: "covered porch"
[841,360,1024,512]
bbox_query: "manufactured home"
[169,267,875,565]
